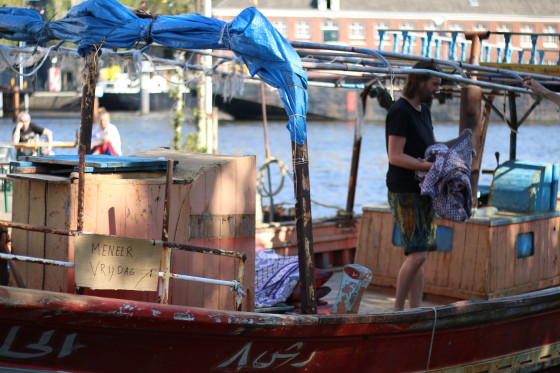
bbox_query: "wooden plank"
[536,218,551,284]
[44,183,70,292]
[169,184,191,306]
[459,222,481,292]
[236,155,255,311]
[529,219,543,286]
[27,180,47,290]
[432,221,453,288]
[488,224,499,295]
[82,181,98,233]
[551,217,560,284]
[11,179,30,285]
[202,164,221,310]
[383,212,403,287]
[471,224,490,294]
[122,180,155,302]
[218,160,235,310]
[188,167,207,308]
[355,212,373,271]
[503,223,517,291]
[448,219,468,291]
[516,221,535,289]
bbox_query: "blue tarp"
[0,0,308,144]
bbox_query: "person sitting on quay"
[12,111,54,158]
[90,108,122,156]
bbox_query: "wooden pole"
[292,141,317,314]
[159,159,173,304]
[345,89,367,218]
[459,85,483,207]
[260,82,274,222]
[77,50,99,232]
[459,31,490,208]
[508,92,518,160]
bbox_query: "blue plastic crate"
[488,160,559,213]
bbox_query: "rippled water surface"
[1,112,558,218]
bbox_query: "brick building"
[214,0,560,65]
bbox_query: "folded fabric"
[416,129,473,223]
[255,249,300,308]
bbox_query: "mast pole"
[77,49,98,233]
[292,141,317,314]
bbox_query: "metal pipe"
[0,220,72,236]
[0,253,74,268]
[301,62,530,94]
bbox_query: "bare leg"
[394,251,427,311]
[408,262,425,308]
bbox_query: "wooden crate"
[256,218,360,268]
[355,206,560,300]
[10,149,255,311]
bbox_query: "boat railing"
[0,220,247,311]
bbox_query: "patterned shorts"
[388,191,437,255]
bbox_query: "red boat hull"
[0,285,559,372]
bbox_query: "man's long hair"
[403,61,442,99]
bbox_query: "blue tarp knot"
[218,21,232,49]
[142,16,158,45]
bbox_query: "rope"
[257,157,342,211]
[426,307,438,372]
[0,44,54,77]
[257,157,289,198]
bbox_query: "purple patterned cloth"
[255,250,300,308]
[416,129,473,223]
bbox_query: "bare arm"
[387,135,432,172]
[523,77,560,107]
[42,128,53,152]
[12,122,23,143]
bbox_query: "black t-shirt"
[12,122,45,157]
[385,97,436,193]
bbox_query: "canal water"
[0,112,558,218]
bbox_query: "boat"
[0,0,560,372]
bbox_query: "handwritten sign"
[74,233,163,291]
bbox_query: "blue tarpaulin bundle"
[0,0,308,144]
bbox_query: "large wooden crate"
[355,206,560,300]
[10,149,255,311]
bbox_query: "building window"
[349,21,365,40]
[272,20,288,38]
[322,20,339,42]
[497,24,512,45]
[400,21,416,31]
[543,25,558,48]
[375,21,390,41]
[450,23,466,40]
[520,24,535,47]
[424,22,437,31]
[295,20,311,40]
[474,23,488,32]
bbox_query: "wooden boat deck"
[322,267,443,314]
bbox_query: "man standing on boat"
[385,61,441,311]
